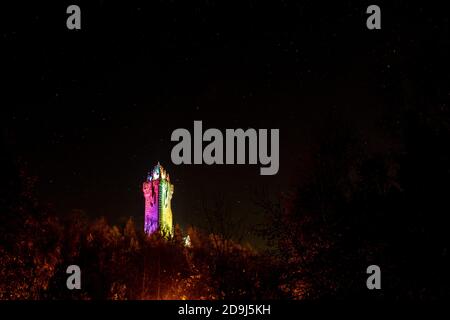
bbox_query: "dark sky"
[2,2,448,244]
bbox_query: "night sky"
[2,1,448,244]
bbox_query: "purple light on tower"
[142,172,159,234]
[142,163,174,236]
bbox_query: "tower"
[142,163,174,237]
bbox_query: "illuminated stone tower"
[142,163,174,237]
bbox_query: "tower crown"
[148,162,170,182]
